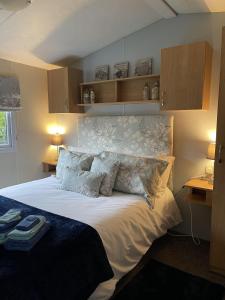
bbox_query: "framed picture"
[95,65,109,81]
[134,57,152,76]
[113,61,129,79]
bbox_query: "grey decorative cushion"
[91,156,120,196]
[61,168,105,198]
[56,149,94,181]
[100,151,168,207]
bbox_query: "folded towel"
[8,215,46,241]
[0,223,18,244]
[0,232,10,244]
[0,211,22,244]
[16,215,40,231]
[0,209,22,224]
[0,220,19,233]
[5,222,50,251]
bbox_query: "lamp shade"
[207,142,216,160]
[51,134,63,146]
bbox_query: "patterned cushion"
[91,156,120,196]
[61,168,105,198]
[56,149,94,181]
[100,151,168,207]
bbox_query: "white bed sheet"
[0,176,182,300]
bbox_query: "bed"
[0,115,182,300]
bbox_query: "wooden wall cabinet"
[160,41,212,110]
[48,67,83,113]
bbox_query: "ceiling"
[0,0,224,69]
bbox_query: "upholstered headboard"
[77,115,173,156]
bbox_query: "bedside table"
[42,161,57,173]
[183,178,213,207]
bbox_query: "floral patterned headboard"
[77,115,173,157]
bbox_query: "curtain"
[0,76,21,111]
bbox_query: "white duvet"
[0,176,182,300]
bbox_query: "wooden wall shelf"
[80,74,160,105]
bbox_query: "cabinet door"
[48,68,69,113]
[210,27,225,276]
[160,42,212,110]
[67,68,83,113]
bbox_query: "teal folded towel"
[0,209,22,224]
[16,215,39,231]
[0,209,22,244]
[8,215,46,241]
[0,220,19,233]
[0,232,9,244]
[5,222,50,251]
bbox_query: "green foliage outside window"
[0,112,7,144]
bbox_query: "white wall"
[0,59,56,188]
[63,13,225,240]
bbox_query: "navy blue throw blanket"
[0,195,114,300]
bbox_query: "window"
[0,112,15,151]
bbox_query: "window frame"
[0,112,16,152]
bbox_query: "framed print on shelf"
[95,65,109,81]
[134,57,152,76]
[113,61,129,79]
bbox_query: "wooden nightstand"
[42,161,57,173]
[183,178,213,207]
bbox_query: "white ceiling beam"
[166,0,209,13]
[0,10,14,25]
[0,0,32,11]
[144,0,177,18]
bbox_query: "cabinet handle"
[65,98,69,111]
[218,144,223,163]
[161,90,166,107]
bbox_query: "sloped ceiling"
[0,0,224,69]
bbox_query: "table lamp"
[51,133,63,160]
[207,142,216,160]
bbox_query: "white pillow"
[130,154,175,189]
[158,156,175,189]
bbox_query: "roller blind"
[0,76,21,111]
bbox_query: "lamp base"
[204,172,214,184]
[205,161,214,184]
[207,175,214,184]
